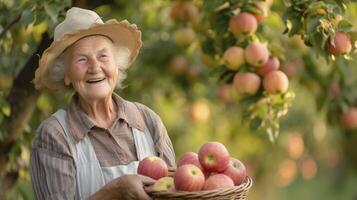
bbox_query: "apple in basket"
[151,177,175,192]
[177,152,203,169]
[198,141,230,173]
[223,157,247,185]
[203,174,234,190]
[137,156,168,180]
[173,164,205,191]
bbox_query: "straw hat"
[33,7,142,91]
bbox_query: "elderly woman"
[29,7,176,200]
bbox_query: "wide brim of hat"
[34,19,142,91]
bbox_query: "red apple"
[170,1,199,23]
[223,157,247,185]
[223,46,245,70]
[263,70,289,94]
[245,42,269,67]
[340,108,357,130]
[178,152,201,168]
[216,84,233,102]
[203,174,234,190]
[281,59,304,79]
[326,31,352,56]
[233,72,261,95]
[137,156,168,180]
[151,177,175,192]
[173,164,205,191]
[169,55,189,75]
[198,141,230,173]
[256,56,280,76]
[229,12,258,36]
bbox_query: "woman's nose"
[88,58,101,73]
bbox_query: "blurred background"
[0,0,356,199]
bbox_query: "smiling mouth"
[86,78,106,84]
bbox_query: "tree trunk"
[0,1,115,198]
[0,33,51,198]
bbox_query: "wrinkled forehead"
[65,34,114,55]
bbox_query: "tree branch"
[0,14,22,39]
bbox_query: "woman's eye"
[100,54,108,58]
[78,58,86,62]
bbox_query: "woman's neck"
[78,94,117,128]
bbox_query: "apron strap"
[132,127,157,160]
[53,109,105,200]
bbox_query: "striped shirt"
[29,93,176,199]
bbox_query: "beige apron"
[53,108,156,200]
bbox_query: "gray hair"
[48,44,131,90]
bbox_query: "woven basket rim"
[145,176,253,198]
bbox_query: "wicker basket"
[145,176,253,200]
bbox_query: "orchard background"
[0,0,356,199]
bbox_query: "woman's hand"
[88,174,155,200]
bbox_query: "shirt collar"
[66,93,146,143]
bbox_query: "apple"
[185,68,200,81]
[177,152,211,177]
[189,101,211,123]
[169,55,189,75]
[177,152,202,168]
[174,27,196,47]
[290,35,306,49]
[223,46,245,70]
[223,157,247,185]
[229,12,258,36]
[326,31,352,56]
[170,1,199,23]
[216,84,233,102]
[203,174,234,190]
[282,60,304,79]
[151,177,175,192]
[233,72,261,95]
[340,108,357,130]
[254,2,268,23]
[245,42,269,67]
[256,56,280,76]
[198,141,230,173]
[137,156,168,180]
[263,70,289,94]
[173,164,205,191]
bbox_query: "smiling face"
[64,35,118,102]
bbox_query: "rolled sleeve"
[30,117,76,200]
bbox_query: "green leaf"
[34,12,47,25]
[202,0,227,12]
[305,15,321,34]
[212,12,230,35]
[44,3,60,23]
[250,117,262,130]
[243,4,263,15]
[22,10,34,28]
[338,20,353,32]
[287,14,303,36]
[349,31,357,44]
